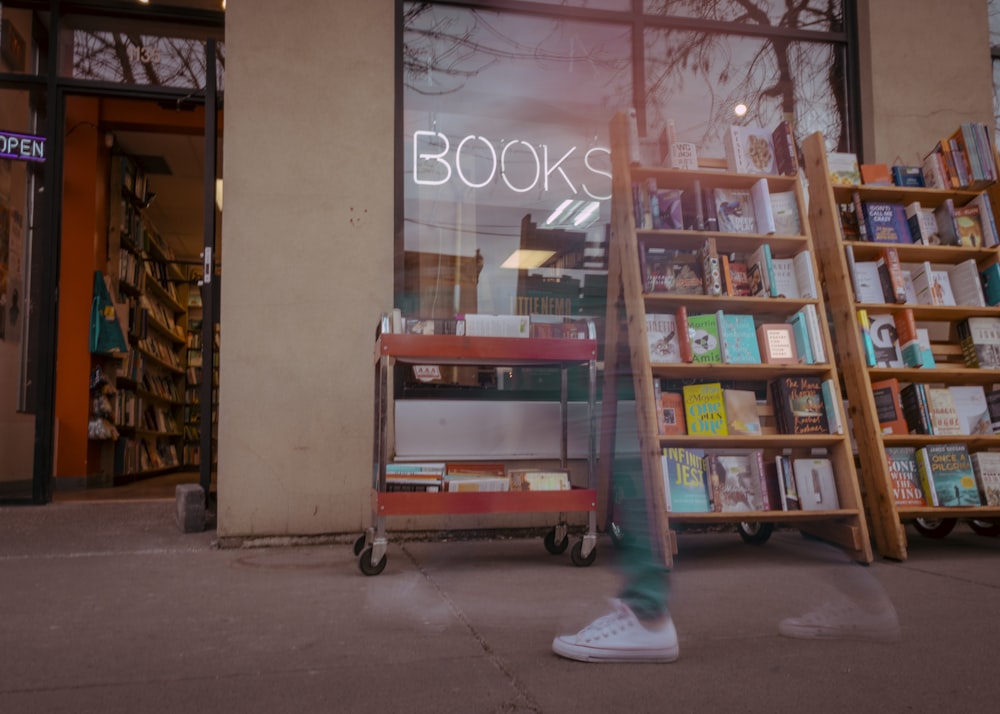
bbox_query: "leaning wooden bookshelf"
[801,131,1000,560]
[602,112,873,567]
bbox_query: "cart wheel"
[358,547,387,576]
[737,521,774,545]
[967,519,1000,537]
[544,528,570,555]
[353,534,366,557]
[608,521,627,549]
[912,517,958,539]
[570,540,597,567]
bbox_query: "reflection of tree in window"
[72,32,225,89]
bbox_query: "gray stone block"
[175,484,206,533]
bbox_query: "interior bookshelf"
[801,131,1000,560]
[182,283,218,469]
[106,154,188,483]
[601,112,873,567]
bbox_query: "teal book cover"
[661,447,710,513]
[918,443,982,507]
[719,312,762,364]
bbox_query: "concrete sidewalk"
[2,501,999,713]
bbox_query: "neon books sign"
[0,131,46,162]
[412,130,610,201]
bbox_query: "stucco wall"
[858,0,994,165]
[217,0,394,536]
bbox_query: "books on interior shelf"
[750,178,775,235]
[646,312,683,364]
[980,263,1000,306]
[957,316,1000,369]
[683,382,728,435]
[704,449,764,512]
[443,463,510,492]
[969,451,1000,506]
[508,469,571,491]
[884,446,927,507]
[701,237,723,296]
[821,379,845,435]
[642,246,703,294]
[916,443,982,507]
[987,388,1000,433]
[463,314,529,338]
[775,454,800,510]
[867,313,901,367]
[910,261,956,306]
[661,447,711,513]
[714,187,757,233]
[860,162,892,185]
[770,190,801,234]
[892,165,924,187]
[933,199,960,245]
[386,462,445,492]
[947,259,986,307]
[716,311,762,364]
[724,258,751,296]
[756,323,799,364]
[687,313,722,364]
[871,378,908,435]
[746,243,774,297]
[722,388,762,436]
[659,389,686,435]
[900,382,933,435]
[876,247,907,304]
[953,204,986,247]
[850,256,886,304]
[893,309,922,368]
[772,375,829,435]
[792,457,840,510]
[904,202,940,245]
[862,201,912,243]
[723,124,778,175]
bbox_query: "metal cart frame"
[355,314,599,575]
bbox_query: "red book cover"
[675,305,693,363]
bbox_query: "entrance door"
[0,87,47,503]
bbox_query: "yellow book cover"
[683,382,728,436]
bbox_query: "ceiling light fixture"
[501,249,556,270]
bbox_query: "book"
[725,258,751,297]
[970,191,1000,247]
[821,379,844,435]
[788,310,814,364]
[771,120,799,176]
[705,450,764,512]
[904,201,940,245]
[659,390,687,435]
[686,313,722,364]
[508,469,571,491]
[800,304,826,363]
[775,454,800,510]
[910,261,955,306]
[947,385,991,436]
[988,388,1000,433]
[716,311,761,364]
[750,178,775,235]
[646,312,682,364]
[953,203,985,247]
[947,259,986,307]
[724,124,777,175]
[856,309,877,367]
[860,163,892,185]
[980,263,1000,306]
[867,313,901,367]
[769,257,799,299]
[756,323,798,364]
[770,190,802,235]
[700,237,723,296]
[862,201,912,243]
[884,446,927,506]
[714,187,757,233]
[792,457,840,510]
[746,243,773,297]
[900,382,934,435]
[893,309,922,368]
[871,378,909,435]
[772,375,828,435]
[916,328,936,368]
[827,151,861,186]
[661,447,711,512]
[957,316,1000,369]
[970,451,1000,506]
[792,250,818,299]
[675,305,693,363]
[933,199,960,245]
[683,382,728,435]
[722,388,762,435]
[851,259,886,303]
[916,443,982,507]
[925,386,963,436]
[876,246,907,303]
[891,165,925,187]
[643,247,703,294]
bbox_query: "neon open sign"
[0,130,46,162]
[412,130,611,201]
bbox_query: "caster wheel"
[913,517,958,539]
[737,521,774,545]
[570,540,597,567]
[968,519,1000,537]
[358,547,387,576]
[544,528,569,555]
[353,534,366,557]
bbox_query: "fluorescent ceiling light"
[572,201,600,227]
[501,249,556,269]
[544,199,578,226]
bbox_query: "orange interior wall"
[55,96,103,479]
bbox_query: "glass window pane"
[644,0,844,31]
[1,7,38,75]
[644,28,848,156]
[403,5,629,334]
[519,0,631,9]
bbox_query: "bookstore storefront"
[3,1,995,540]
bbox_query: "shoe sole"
[552,640,680,663]
[778,625,901,643]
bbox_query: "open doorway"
[53,95,221,503]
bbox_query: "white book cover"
[868,313,902,368]
[725,125,777,175]
[852,261,885,303]
[770,190,802,235]
[751,178,776,234]
[792,457,840,510]
[803,303,826,363]
[970,451,1000,506]
[646,313,682,364]
[947,259,986,307]
[900,269,919,305]
[793,250,818,299]
[769,257,799,298]
[948,385,992,436]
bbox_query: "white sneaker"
[779,601,901,642]
[552,599,680,663]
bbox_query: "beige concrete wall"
[858,0,994,165]
[217,0,394,537]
